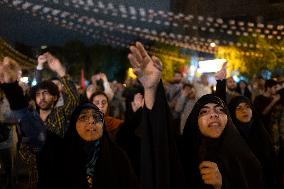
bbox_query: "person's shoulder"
[254,94,269,102]
[105,138,130,162]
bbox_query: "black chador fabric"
[60,103,140,189]
[140,81,186,189]
[229,96,282,189]
[182,94,264,189]
[116,107,143,177]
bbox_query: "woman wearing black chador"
[127,41,264,189]
[59,103,140,189]
[228,96,282,189]
[182,94,264,189]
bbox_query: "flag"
[81,68,86,90]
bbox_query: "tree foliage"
[216,35,284,79]
[150,43,188,81]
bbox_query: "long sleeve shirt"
[44,75,79,136]
[0,75,79,151]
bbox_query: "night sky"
[0,4,95,46]
[0,0,170,47]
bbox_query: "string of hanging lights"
[1,0,282,56]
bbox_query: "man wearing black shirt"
[254,80,280,134]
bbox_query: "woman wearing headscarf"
[236,80,252,100]
[128,42,266,189]
[128,42,187,189]
[228,96,282,189]
[90,91,124,141]
[182,94,264,189]
[60,103,140,189]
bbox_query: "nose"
[97,103,105,110]
[210,111,219,118]
[88,116,95,124]
[240,108,246,113]
[39,93,45,100]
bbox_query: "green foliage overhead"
[216,35,284,79]
[150,43,189,81]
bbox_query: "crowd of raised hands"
[0,41,280,189]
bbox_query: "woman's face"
[92,94,108,114]
[235,102,252,123]
[198,103,228,138]
[76,109,103,141]
[239,81,247,89]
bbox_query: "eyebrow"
[95,100,107,102]
[237,103,249,107]
[36,90,49,94]
[79,109,93,114]
[214,104,223,108]
[201,106,209,109]
[79,109,101,115]
[78,113,89,116]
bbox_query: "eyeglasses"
[77,111,104,124]
[93,99,108,107]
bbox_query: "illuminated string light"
[1,0,282,56]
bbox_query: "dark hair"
[89,91,109,104]
[96,79,105,91]
[183,83,194,89]
[264,79,278,90]
[228,96,253,122]
[256,76,264,80]
[30,80,60,102]
[50,76,61,82]
[238,80,248,85]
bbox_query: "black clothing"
[117,82,186,189]
[116,107,143,177]
[182,94,264,189]
[116,84,144,177]
[36,131,63,189]
[0,81,28,110]
[236,83,252,100]
[139,81,186,189]
[253,95,274,134]
[1,79,78,189]
[215,79,240,104]
[229,96,282,189]
[60,103,140,189]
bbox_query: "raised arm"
[128,43,187,189]
[35,54,47,83]
[43,53,79,135]
[128,42,162,109]
[100,73,114,100]
[0,57,48,152]
[214,62,227,103]
[45,52,79,110]
[0,57,28,111]
[262,94,280,115]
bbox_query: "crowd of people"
[0,42,283,189]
